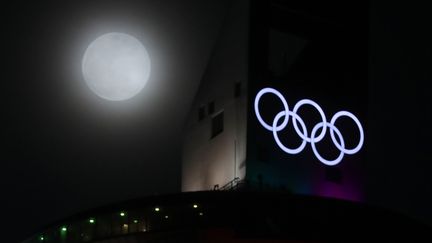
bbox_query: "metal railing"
[218,177,242,191]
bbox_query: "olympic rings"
[254,87,364,166]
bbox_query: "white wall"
[182,0,249,192]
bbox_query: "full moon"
[82,32,151,101]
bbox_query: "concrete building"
[182,0,249,192]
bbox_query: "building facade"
[182,0,367,202]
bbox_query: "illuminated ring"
[292,99,327,143]
[272,111,307,154]
[254,87,364,166]
[254,88,290,132]
[310,122,345,166]
[330,111,364,155]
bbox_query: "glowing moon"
[82,32,151,101]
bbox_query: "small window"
[234,82,242,98]
[211,111,224,138]
[198,105,205,121]
[208,101,215,115]
[325,167,342,184]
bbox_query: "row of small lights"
[39,204,202,241]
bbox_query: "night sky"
[2,0,432,242]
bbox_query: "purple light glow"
[315,181,363,202]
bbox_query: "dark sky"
[366,0,432,227]
[3,0,228,241]
[2,0,432,242]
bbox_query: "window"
[208,101,215,115]
[211,111,224,138]
[198,105,205,121]
[325,167,342,184]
